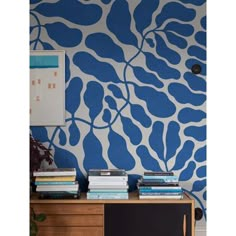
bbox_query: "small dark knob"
[191,64,202,74]
[195,207,203,221]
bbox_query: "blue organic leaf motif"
[128,174,141,192]
[149,121,164,161]
[144,52,181,79]
[192,179,206,192]
[73,52,120,83]
[201,16,206,30]
[179,161,196,181]
[156,2,196,27]
[41,41,54,50]
[132,66,163,88]
[105,96,117,110]
[84,81,104,121]
[172,141,194,171]
[30,127,49,143]
[30,0,42,4]
[136,145,162,171]
[120,115,142,145]
[145,38,155,48]
[69,121,80,146]
[184,125,206,141]
[102,0,111,4]
[166,121,181,161]
[134,0,159,35]
[65,77,83,115]
[86,33,125,62]
[164,21,194,37]
[168,83,206,106]
[59,128,67,146]
[165,31,187,49]
[107,0,138,47]
[203,191,207,200]
[178,108,206,124]
[108,128,135,170]
[196,166,206,178]
[155,33,181,65]
[183,72,206,92]
[65,54,70,83]
[195,31,206,47]
[108,84,124,99]
[186,59,206,75]
[102,108,112,124]
[179,0,206,6]
[83,130,108,171]
[194,145,206,162]
[188,46,206,61]
[134,85,176,117]
[34,0,102,26]
[130,103,152,128]
[44,22,82,47]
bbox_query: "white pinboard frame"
[30,50,65,126]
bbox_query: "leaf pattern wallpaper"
[30,0,206,227]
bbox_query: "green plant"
[30,207,46,236]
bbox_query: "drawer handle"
[183,214,186,236]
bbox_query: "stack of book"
[33,168,80,199]
[87,169,129,199]
[137,171,183,199]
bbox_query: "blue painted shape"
[30,55,58,68]
[194,146,206,162]
[184,125,206,141]
[155,33,181,65]
[101,0,111,4]
[41,41,54,50]
[201,16,206,30]
[164,21,194,37]
[34,0,102,26]
[130,103,152,128]
[120,115,142,145]
[188,45,206,61]
[73,52,120,83]
[102,108,112,124]
[84,81,104,121]
[144,52,181,79]
[179,161,196,181]
[65,77,83,115]
[166,121,181,161]
[107,0,138,47]
[30,127,49,143]
[30,0,42,4]
[168,83,206,106]
[183,72,206,92]
[44,22,82,47]
[59,128,67,146]
[69,121,80,146]
[108,84,124,99]
[83,130,108,171]
[134,85,176,117]
[149,121,164,161]
[108,128,135,170]
[203,191,207,200]
[128,174,142,192]
[165,31,187,49]
[179,0,205,6]
[134,0,159,34]
[136,145,162,171]
[86,33,125,62]
[156,2,196,27]
[105,96,117,110]
[172,141,194,170]
[195,31,206,47]
[178,107,206,124]
[196,166,206,178]
[65,54,71,83]
[133,66,163,88]
[192,179,206,192]
[145,38,155,48]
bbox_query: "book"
[139,195,183,199]
[139,189,183,193]
[89,181,127,186]
[33,168,76,177]
[88,169,126,176]
[142,176,178,181]
[89,189,128,193]
[87,192,128,200]
[88,175,128,182]
[88,184,129,190]
[144,171,174,176]
[139,192,183,196]
[39,191,80,199]
[36,184,79,192]
[35,176,76,182]
[35,181,78,185]
[138,186,181,190]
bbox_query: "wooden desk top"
[30,191,194,204]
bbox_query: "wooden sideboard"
[30,192,195,236]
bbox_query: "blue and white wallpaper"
[30,0,206,225]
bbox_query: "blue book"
[35,181,78,185]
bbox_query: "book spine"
[88,176,128,181]
[35,181,78,185]
[142,176,178,180]
[144,172,174,176]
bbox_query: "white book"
[88,184,129,190]
[88,175,128,182]
[139,195,183,199]
[37,184,79,192]
[89,181,127,185]
[33,168,76,177]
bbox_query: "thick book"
[35,176,76,182]
[88,184,129,190]
[35,181,78,185]
[88,175,128,182]
[144,171,174,176]
[39,191,80,199]
[139,195,183,199]
[87,192,128,200]
[88,181,127,186]
[139,189,183,193]
[36,184,79,192]
[142,175,178,181]
[88,169,126,176]
[138,186,181,190]
[139,191,183,196]
[33,168,76,177]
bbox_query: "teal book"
[35,181,78,185]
